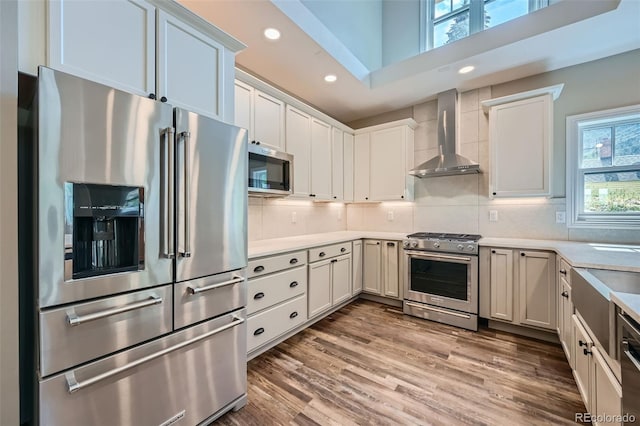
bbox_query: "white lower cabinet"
[247,295,306,353]
[362,239,402,300]
[557,257,574,369]
[572,312,622,425]
[308,243,352,319]
[352,240,363,296]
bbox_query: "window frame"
[566,104,640,229]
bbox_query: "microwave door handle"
[162,127,175,259]
[179,131,191,258]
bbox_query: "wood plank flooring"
[215,300,585,425]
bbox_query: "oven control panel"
[402,238,479,254]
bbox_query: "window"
[426,0,548,50]
[567,105,640,228]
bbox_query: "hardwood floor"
[215,300,585,425]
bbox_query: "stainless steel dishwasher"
[619,312,640,425]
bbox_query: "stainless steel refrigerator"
[24,66,248,425]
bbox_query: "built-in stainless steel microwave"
[248,143,293,196]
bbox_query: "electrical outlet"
[291,211,297,224]
[337,210,342,221]
[387,210,394,221]
[489,210,498,222]
[556,211,566,224]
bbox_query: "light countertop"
[611,292,640,325]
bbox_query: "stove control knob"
[402,240,410,248]
[467,245,475,251]
[457,244,464,251]
[433,242,440,248]
[410,240,418,248]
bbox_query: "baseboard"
[487,319,560,343]
[358,293,402,307]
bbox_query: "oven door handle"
[622,340,640,371]
[404,301,472,319]
[405,251,472,262]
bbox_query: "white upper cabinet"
[331,128,345,201]
[48,0,156,97]
[234,81,285,149]
[354,119,416,202]
[285,105,312,197]
[343,133,355,203]
[44,0,244,121]
[482,85,563,198]
[310,118,332,201]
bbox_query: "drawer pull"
[331,259,337,263]
[66,315,245,393]
[66,295,162,326]
[579,340,587,347]
[341,247,346,252]
[387,242,395,247]
[290,281,299,288]
[253,265,265,273]
[289,258,298,265]
[254,327,265,336]
[319,252,326,257]
[560,269,567,275]
[561,291,569,298]
[253,292,265,300]
[583,348,592,356]
[290,311,298,319]
[187,275,244,295]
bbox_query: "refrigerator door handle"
[66,295,163,326]
[162,127,175,259]
[179,131,192,258]
[65,315,245,394]
[186,275,245,295]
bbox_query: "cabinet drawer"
[247,266,307,315]
[308,242,351,262]
[247,294,307,352]
[248,250,307,278]
[559,258,571,285]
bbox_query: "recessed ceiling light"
[324,74,337,83]
[263,28,281,41]
[458,65,475,74]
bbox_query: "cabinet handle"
[160,96,167,103]
[289,281,298,288]
[289,311,298,319]
[583,348,592,356]
[376,242,380,245]
[289,258,298,265]
[387,242,395,247]
[401,195,404,199]
[491,250,496,254]
[333,196,337,199]
[148,93,156,100]
[365,197,368,200]
[253,292,265,300]
[256,141,261,145]
[492,192,497,196]
[331,259,337,263]
[253,328,265,336]
[309,194,316,198]
[560,269,567,275]
[253,265,265,273]
[341,247,346,252]
[521,252,526,257]
[319,252,326,257]
[250,141,256,144]
[561,291,569,298]
[579,340,587,347]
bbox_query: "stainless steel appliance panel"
[404,301,478,331]
[39,309,247,426]
[620,313,640,425]
[39,285,172,377]
[174,270,246,329]
[37,67,174,307]
[174,108,248,282]
[247,143,294,196]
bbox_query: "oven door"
[404,250,478,314]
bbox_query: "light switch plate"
[556,211,566,224]
[291,211,297,223]
[489,210,498,222]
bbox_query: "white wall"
[0,0,20,423]
[381,0,421,67]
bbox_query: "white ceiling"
[179,0,640,124]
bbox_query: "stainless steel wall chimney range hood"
[409,89,480,178]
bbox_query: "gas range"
[402,232,482,255]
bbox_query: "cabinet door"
[285,106,311,197]
[48,0,155,97]
[254,90,285,150]
[370,127,406,201]
[331,128,344,201]
[573,314,593,412]
[157,10,225,119]
[343,133,355,202]
[559,279,574,369]
[354,133,370,202]
[332,255,352,305]
[234,80,253,141]
[592,347,622,426]
[310,118,332,200]
[489,95,552,197]
[308,260,332,318]
[490,248,514,322]
[382,241,400,299]
[352,240,363,295]
[363,240,381,294]
[518,251,556,330]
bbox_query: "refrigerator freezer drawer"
[174,270,246,329]
[247,265,307,315]
[39,309,247,426]
[39,285,173,377]
[247,294,307,353]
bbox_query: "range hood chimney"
[409,89,480,178]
